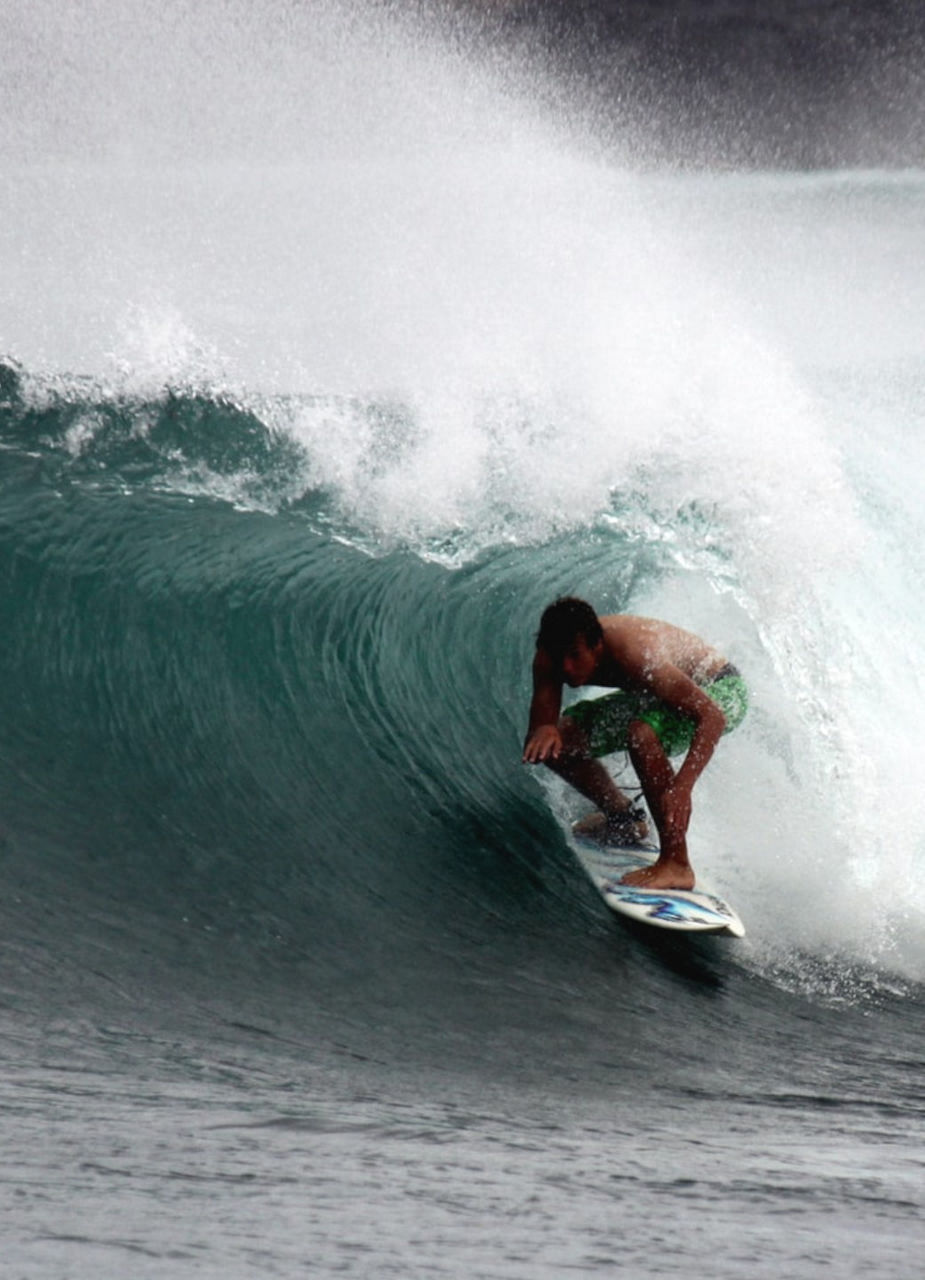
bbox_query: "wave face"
[1,1,924,1082]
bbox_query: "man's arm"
[632,660,725,838]
[644,662,727,792]
[522,649,564,763]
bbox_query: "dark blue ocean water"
[2,2,925,1275]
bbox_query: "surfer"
[522,598,747,890]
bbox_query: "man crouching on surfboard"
[522,597,747,890]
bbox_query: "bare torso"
[593,614,726,690]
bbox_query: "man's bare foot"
[574,808,649,845]
[620,858,695,891]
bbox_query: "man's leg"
[545,716,648,841]
[620,719,694,889]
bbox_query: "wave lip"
[3,358,925,999]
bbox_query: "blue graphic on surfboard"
[571,827,745,937]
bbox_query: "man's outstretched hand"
[522,725,562,764]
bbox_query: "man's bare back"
[587,615,727,691]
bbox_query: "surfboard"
[571,829,746,937]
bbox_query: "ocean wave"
[1,362,923,1015]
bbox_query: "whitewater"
[1,1,924,1275]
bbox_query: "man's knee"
[554,715,591,760]
[627,718,660,755]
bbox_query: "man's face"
[561,637,599,687]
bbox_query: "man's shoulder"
[600,613,652,652]
[600,612,652,631]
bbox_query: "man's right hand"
[522,724,562,764]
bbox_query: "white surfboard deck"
[571,829,745,937]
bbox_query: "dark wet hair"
[536,597,603,661]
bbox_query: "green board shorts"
[565,666,749,759]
